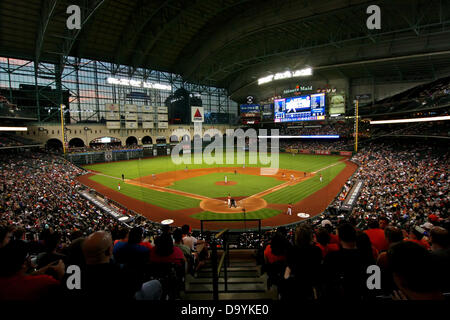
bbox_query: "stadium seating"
[0,138,448,300]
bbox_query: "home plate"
[297,213,310,218]
[161,219,174,225]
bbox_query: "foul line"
[312,160,343,174]
[87,159,344,204]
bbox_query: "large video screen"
[239,104,260,115]
[274,93,326,122]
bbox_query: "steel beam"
[35,0,58,65]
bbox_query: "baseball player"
[230,198,237,208]
[320,174,323,183]
[118,182,121,191]
[286,203,292,215]
[224,175,228,184]
[227,194,231,207]
[121,173,124,181]
[290,174,294,181]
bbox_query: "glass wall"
[0,56,238,124]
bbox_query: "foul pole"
[354,99,359,153]
[60,104,66,154]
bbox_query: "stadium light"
[369,115,450,124]
[258,135,340,139]
[0,126,28,131]
[106,77,172,91]
[257,67,313,85]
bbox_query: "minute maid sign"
[191,106,204,122]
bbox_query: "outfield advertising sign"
[191,106,204,122]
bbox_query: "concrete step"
[186,282,266,293]
[196,268,260,278]
[186,276,265,284]
[180,288,278,300]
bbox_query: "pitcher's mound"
[215,181,237,186]
[200,196,266,213]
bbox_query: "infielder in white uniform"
[224,175,228,184]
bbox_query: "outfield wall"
[67,144,355,166]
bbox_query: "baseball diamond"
[78,153,357,229]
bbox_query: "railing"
[210,228,229,301]
[200,219,262,234]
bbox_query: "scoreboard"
[274,93,326,122]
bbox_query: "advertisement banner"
[142,114,153,121]
[125,113,137,120]
[105,103,119,112]
[157,106,168,113]
[125,104,137,112]
[106,111,120,120]
[340,151,353,156]
[328,94,346,115]
[106,121,120,129]
[142,105,154,113]
[125,122,138,129]
[191,106,204,122]
[157,114,168,121]
[315,150,331,155]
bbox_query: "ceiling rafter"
[35,0,59,65]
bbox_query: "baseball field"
[77,152,358,229]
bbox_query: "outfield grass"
[167,172,283,198]
[83,153,343,179]
[263,162,346,204]
[89,174,200,210]
[83,153,347,213]
[190,208,281,220]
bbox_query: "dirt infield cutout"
[125,167,310,213]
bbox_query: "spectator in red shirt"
[264,232,289,264]
[364,219,388,253]
[315,228,339,258]
[0,240,63,300]
[321,220,339,245]
[150,232,184,266]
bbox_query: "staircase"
[181,249,278,300]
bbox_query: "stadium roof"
[1,0,450,99]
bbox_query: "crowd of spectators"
[361,76,450,115]
[280,139,353,152]
[0,137,448,300]
[260,218,449,300]
[280,122,355,137]
[0,149,215,300]
[0,134,39,148]
[370,120,450,138]
[67,143,141,153]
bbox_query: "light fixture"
[0,127,28,131]
[258,67,313,85]
[258,135,340,139]
[369,115,450,124]
[106,77,172,91]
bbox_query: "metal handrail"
[217,249,227,277]
[215,228,229,239]
[211,228,229,300]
